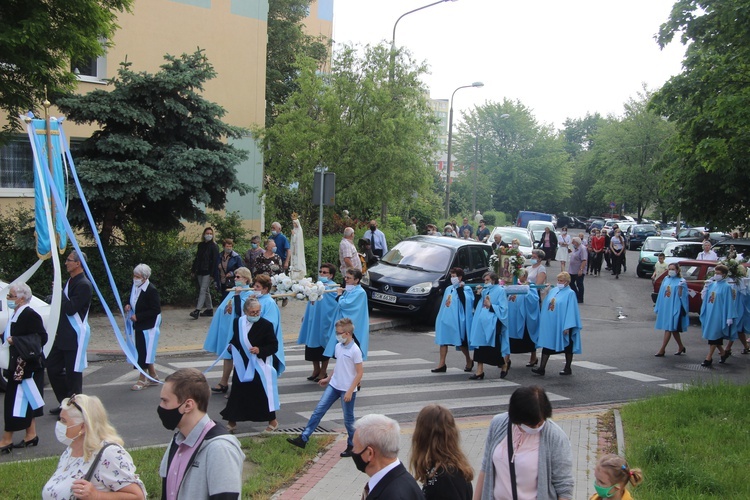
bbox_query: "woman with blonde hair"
[43,394,146,499]
[590,454,643,500]
[410,404,473,500]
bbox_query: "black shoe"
[49,406,62,416]
[200,309,213,317]
[463,362,474,372]
[189,309,200,319]
[531,367,545,376]
[431,365,447,373]
[654,352,665,357]
[720,351,731,364]
[211,384,228,394]
[0,443,12,455]
[674,347,686,356]
[340,446,354,458]
[700,359,712,367]
[559,367,572,376]
[287,436,306,449]
[526,359,538,367]
[13,436,38,448]
[468,372,484,380]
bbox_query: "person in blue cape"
[203,267,255,393]
[653,263,688,357]
[297,263,340,381]
[726,280,750,356]
[253,274,286,375]
[432,267,474,373]
[323,269,369,360]
[220,297,280,434]
[532,272,582,376]
[699,264,737,367]
[468,272,509,380]
[505,269,540,371]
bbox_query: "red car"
[651,259,749,313]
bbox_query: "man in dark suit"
[47,250,93,414]
[351,414,424,499]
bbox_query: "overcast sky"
[331,0,687,129]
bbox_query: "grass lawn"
[0,433,334,499]
[620,381,750,499]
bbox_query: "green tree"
[650,0,750,230]
[56,50,250,245]
[259,44,439,229]
[562,113,609,216]
[453,99,571,217]
[266,0,329,128]
[0,0,132,137]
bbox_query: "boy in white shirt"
[287,318,364,457]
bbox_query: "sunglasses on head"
[67,394,84,415]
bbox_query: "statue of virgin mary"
[289,214,307,280]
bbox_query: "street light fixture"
[445,81,484,219]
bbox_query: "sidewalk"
[86,300,412,357]
[274,405,609,500]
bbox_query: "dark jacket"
[5,306,48,378]
[367,462,425,500]
[55,273,93,351]
[193,240,220,277]
[541,230,558,258]
[132,283,161,331]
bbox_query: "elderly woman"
[220,297,279,434]
[43,394,146,499]
[540,227,557,267]
[125,264,161,391]
[0,282,47,453]
[468,272,509,380]
[203,267,255,393]
[253,239,283,277]
[532,272,582,376]
[653,263,688,357]
[475,386,574,500]
[253,274,286,377]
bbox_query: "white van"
[527,220,556,245]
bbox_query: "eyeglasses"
[65,258,76,263]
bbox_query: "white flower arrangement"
[271,273,332,302]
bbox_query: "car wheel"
[636,266,646,278]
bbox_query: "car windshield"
[381,240,452,272]
[643,239,671,252]
[502,231,532,247]
[634,225,656,234]
[528,223,550,232]
[714,243,750,259]
[666,244,701,259]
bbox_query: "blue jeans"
[301,385,357,447]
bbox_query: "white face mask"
[714,274,724,281]
[668,270,677,278]
[204,234,213,241]
[55,421,79,446]
[345,284,355,292]
[451,277,460,286]
[133,278,143,288]
[520,421,545,434]
[557,283,566,289]
[336,334,347,343]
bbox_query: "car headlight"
[360,272,370,286]
[641,257,652,263]
[406,282,433,295]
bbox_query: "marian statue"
[289,213,307,280]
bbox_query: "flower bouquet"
[489,247,526,283]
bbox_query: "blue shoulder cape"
[297,287,338,349]
[653,276,689,332]
[435,284,474,347]
[203,288,256,359]
[468,286,509,356]
[537,286,582,353]
[323,285,370,360]
[700,280,738,341]
[506,286,540,342]
[258,293,286,374]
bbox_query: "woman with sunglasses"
[0,282,47,453]
[43,394,146,499]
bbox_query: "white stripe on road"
[281,367,471,385]
[660,383,688,391]
[608,371,667,382]
[297,392,569,421]
[572,361,617,370]
[168,350,400,369]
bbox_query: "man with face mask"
[363,220,388,259]
[158,368,243,499]
[351,414,424,499]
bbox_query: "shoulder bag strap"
[507,423,518,500]
[84,443,115,482]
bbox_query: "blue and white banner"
[12,379,45,418]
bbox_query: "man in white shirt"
[351,414,424,499]
[363,220,388,258]
[697,241,718,261]
[339,227,362,276]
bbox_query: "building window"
[72,54,107,83]
[0,136,34,196]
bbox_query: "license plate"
[372,292,397,303]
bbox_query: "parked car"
[556,215,586,229]
[361,236,492,324]
[527,220,556,245]
[712,238,750,260]
[617,221,636,236]
[587,220,605,233]
[625,224,658,250]
[636,236,676,278]
[662,241,703,267]
[676,227,707,242]
[488,226,534,258]
[515,211,553,228]
[651,259,749,313]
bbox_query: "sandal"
[211,383,229,394]
[227,422,237,434]
[263,422,278,433]
[131,380,149,391]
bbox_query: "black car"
[556,215,586,229]
[626,224,658,250]
[361,236,492,324]
[712,238,750,260]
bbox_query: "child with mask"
[287,317,364,457]
[590,454,643,499]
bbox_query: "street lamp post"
[445,82,483,219]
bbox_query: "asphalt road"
[4,250,748,462]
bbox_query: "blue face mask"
[318,276,329,283]
[530,259,538,265]
[251,243,258,249]
[7,300,16,310]
[593,482,617,498]
[246,314,260,323]
[235,280,247,287]
[483,283,493,290]
[271,230,278,237]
